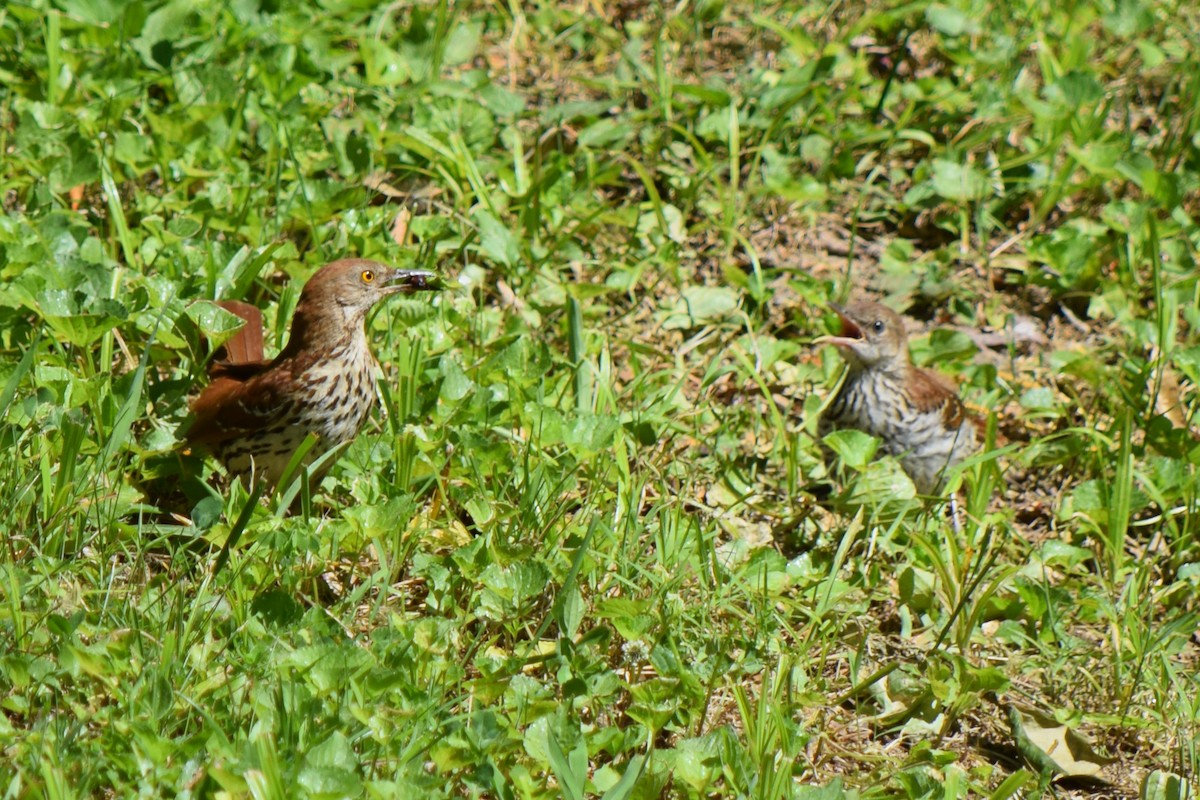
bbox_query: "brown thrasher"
[185,258,438,487]
[817,301,979,494]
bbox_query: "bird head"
[817,301,908,369]
[300,259,440,316]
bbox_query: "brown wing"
[209,359,273,381]
[213,300,265,364]
[906,366,969,429]
[184,362,289,448]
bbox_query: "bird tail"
[213,300,265,365]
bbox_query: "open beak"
[813,303,864,349]
[385,269,442,294]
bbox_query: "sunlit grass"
[1,0,1198,796]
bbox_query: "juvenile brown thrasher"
[185,258,438,487]
[818,301,979,494]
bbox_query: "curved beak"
[384,269,442,294]
[814,303,863,348]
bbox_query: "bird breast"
[295,339,378,446]
[823,368,905,437]
[822,366,977,494]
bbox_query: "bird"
[817,300,979,494]
[184,258,439,488]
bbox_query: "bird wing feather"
[184,362,291,447]
[214,300,266,364]
[906,367,967,429]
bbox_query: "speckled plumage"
[185,259,437,487]
[819,301,978,494]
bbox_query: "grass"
[2,0,1200,796]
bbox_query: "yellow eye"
[361,270,375,283]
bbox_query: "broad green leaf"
[438,356,476,402]
[931,159,991,202]
[474,209,521,268]
[1142,771,1194,800]
[1045,71,1105,107]
[595,598,655,640]
[184,301,250,350]
[659,286,740,330]
[823,429,878,470]
[38,291,125,348]
[926,4,976,36]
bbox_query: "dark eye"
[361,270,375,283]
[872,320,885,333]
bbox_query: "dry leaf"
[497,279,524,310]
[1150,348,1197,437]
[390,208,411,246]
[1007,705,1114,780]
[363,172,404,198]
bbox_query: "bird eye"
[361,270,375,283]
[872,320,885,333]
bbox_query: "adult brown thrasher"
[817,301,980,494]
[184,258,439,488]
